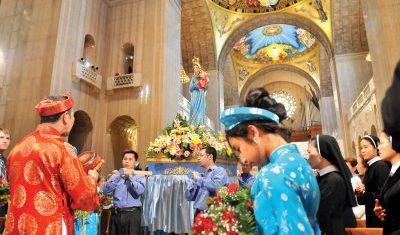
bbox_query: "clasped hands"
[373,199,386,221]
[111,168,135,179]
[355,183,366,195]
[87,160,104,184]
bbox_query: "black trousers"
[110,207,141,235]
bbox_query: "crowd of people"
[0,61,399,235]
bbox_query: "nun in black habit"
[375,59,400,235]
[308,135,357,235]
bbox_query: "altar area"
[139,113,237,233]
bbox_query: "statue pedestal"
[142,156,238,233]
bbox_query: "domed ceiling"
[211,0,306,13]
[232,24,317,63]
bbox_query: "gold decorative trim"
[163,167,199,175]
[146,156,237,165]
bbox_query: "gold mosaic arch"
[239,63,320,102]
[232,40,320,93]
[206,0,332,59]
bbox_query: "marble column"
[361,0,400,123]
[162,0,182,127]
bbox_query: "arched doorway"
[68,110,93,154]
[122,43,134,74]
[83,34,96,64]
[371,125,377,136]
[109,116,138,167]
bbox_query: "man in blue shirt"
[184,147,229,215]
[238,160,256,188]
[103,150,146,235]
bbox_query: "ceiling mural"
[211,0,306,13]
[231,41,320,93]
[232,24,317,63]
[206,0,331,59]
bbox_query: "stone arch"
[83,34,96,63]
[240,64,320,102]
[109,115,138,167]
[122,43,134,74]
[371,125,377,136]
[217,13,334,72]
[68,110,93,154]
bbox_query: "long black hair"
[225,88,290,141]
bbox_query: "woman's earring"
[253,136,260,144]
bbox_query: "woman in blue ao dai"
[220,88,321,235]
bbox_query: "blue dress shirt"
[103,173,146,208]
[184,165,229,210]
[238,173,256,188]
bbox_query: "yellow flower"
[226,146,233,156]
[192,136,201,145]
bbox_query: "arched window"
[270,90,297,119]
[68,111,93,154]
[109,115,138,167]
[83,34,96,63]
[122,43,134,74]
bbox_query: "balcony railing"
[348,78,376,121]
[107,73,142,91]
[72,62,102,89]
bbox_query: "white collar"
[318,165,339,177]
[390,160,400,176]
[367,156,381,166]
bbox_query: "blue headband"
[220,107,280,130]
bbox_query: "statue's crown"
[192,57,200,65]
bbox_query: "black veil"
[316,135,357,207]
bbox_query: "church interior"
[1,0,398,173]
[0,0,400,233]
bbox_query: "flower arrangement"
[145,114,235,160]
[192,183,256,235]
[98,191,113,209]
[0,180,9,205]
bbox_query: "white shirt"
[390,160,400,176]
[367,156,381,166]
[350,174,362,191]
[318,165,339,177]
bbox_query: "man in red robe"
[5,93,100,234]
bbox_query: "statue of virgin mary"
[189,57,209,125]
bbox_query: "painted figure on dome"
[189,57,209,125]
[246,0,261,7]
[314,0,328,22]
